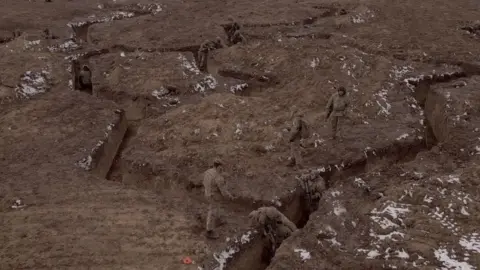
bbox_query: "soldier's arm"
[281,215,298,231]
[216,176,235,199]
[289,118,301,142]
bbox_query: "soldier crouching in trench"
[222,17,247,46]
[297,170,326,214]
[203,158,235,239]
[72,60,93,95]
[249,206,297,254]
[197,37,226,72]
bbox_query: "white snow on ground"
[178,53,200,76]
[367,250,381,259]
[194,75,218,93]
[294,248,312,261]
[428,207,460,235]
[459,233,480,253]
[67,11,135,27]
[213,248,237,270]
[76,155,93,170]
[211,231,254,270]
[371,201,410,220]
[24,40,40,49]
[434,248,475,270]
[374,65,414,116]
[14,70,50,99]
[396,133,409,140]
[48,40,80,52]
[229,83,248,94]
[152,87,169,99]
[310,58,320,68]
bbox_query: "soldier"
[249,206,297,252]
[297,170,326,214]
[325,86,349,139]
[203,158,235,239]
[228,29,247,45]
[78,65,93,94]
[287,108,310,168]
[223,18,246,45]
[197,37,225,72]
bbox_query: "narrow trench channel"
[223,69,472,270]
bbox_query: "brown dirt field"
[2,0,480,269]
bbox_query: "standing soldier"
[197,37,225,72]
[78,65,93,94]
[203,158,235,239]
[249,206,297,253]
[325,86,349,139]
[287,108,310,168]
[297,170,326,214]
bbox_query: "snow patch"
[194,75,218,93]
[67,11,135,27]
[459,233,480,253]
[48,39,80,52]
[434,248,474,270]
[15,70,50,99]
[310,57,320,68]
[24,39,41,49]
[294,248,311,261]
[396,133,409,140]
[229,83,248,94]
[178,53,200,76]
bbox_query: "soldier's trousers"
[330,116,342,138]
[289,140,302,165]
[206,202,216,231]
[198,51,208,71]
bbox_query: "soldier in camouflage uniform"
[222,17,247,45]
[287,108,310,168]
[325,86,349,139]
[78,65,93,95]
[197,37,225,72]
[297,170,326,213]
[249,206,297,252]
[203,158,235,239]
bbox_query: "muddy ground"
[1,0,480,269]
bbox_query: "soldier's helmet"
[213,158,223,167]
[215,36,222,44]
[337,86,346,94]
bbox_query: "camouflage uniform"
[228,30,247,45]
[326,87,349,139]
[78,65,93,94]
[203,160,234,238]
[297,170,326,213]
[249,207,297,250]
[288,110,310,167]
[198,38,225,72]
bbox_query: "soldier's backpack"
[300,119,311,139]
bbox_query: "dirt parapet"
[76,109,128,178]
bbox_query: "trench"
[213,67,480,270]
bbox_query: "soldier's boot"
[205,230,219,239]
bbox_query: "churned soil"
[1,0,480,269]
